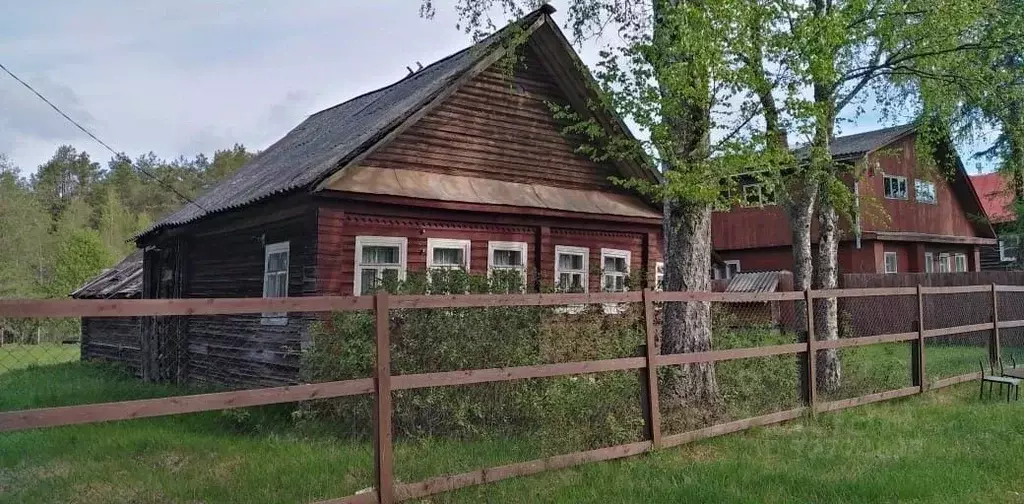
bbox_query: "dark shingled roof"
[140,7,552,239]
[71,251,143,299]
[794,123,917,160]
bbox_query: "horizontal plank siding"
[81,316,143,376]
[360,45,620,191]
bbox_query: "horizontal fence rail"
[1,284,1019,503]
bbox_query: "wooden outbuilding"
[71,251,144,376]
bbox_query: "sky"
[0,0,996,176]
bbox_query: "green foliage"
[48,228,112,299]
[301,270,645,449]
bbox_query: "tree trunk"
[815,191,841,393]
[662,199,719,408]
[787,182,818,324]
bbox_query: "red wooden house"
[970,172,1019,270]
[133,5,664,386]
[712,124,996,278]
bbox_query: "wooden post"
[991,283,1001,367]
[804,289,816,413]
[641,289,661,449]
[373,292,393,504]
[913,284,926,391]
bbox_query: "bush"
[300,270,646,448]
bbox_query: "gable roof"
[138,5,656,241]
[71,251,143,299]
[971,172,1016,224]
[794,123,918,161]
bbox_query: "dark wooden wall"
[81,316,142,377]
[182,207,318,387]
[360,45,619,191]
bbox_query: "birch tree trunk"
[787,183,818,325]
[815,190,841,393]
[662,199,719,407]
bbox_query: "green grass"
[3,345,1024,503]
[0,344,79,373]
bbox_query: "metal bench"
[1003,355,1024,380]
[981,360,1020,402]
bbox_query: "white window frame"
[914,179,937,204]
[924,252,934,273]
[1000,238,1017,262]
[554,246,589,292]
[654,261,665,291]
[600,248,632,315]
[883,175,908,200]
[354,236,407,296]
[938,253,951,273]
[487,241,528,288]
[426,238,471,271]
[954,253,968,272]
[262,241,290,325]
[883,251,898,274]
[600,248,631,293]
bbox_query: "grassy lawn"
[3,344,1024,503]
[0,344,79,373]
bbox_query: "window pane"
[362,245,400,265]
[494,249,522,267]
[267,252,288,272]
[359,268,378,295]
[604,256,626,273]
[432,247,464,267]
[615,276,625,291]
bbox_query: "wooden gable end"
[358,45,621,191]
[859,134,986,237]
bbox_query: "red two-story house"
[712,124,996,277]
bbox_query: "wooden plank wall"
[81,316,143,377]
[360,44,619,191]
[183,210,318,387]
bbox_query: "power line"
[0,61,206,211]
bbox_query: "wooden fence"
[0,285,1017,503]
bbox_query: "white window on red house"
[938,253,951,273]
[884,251,898,274]
[1000,238,1018,263]
[655,262,665,291]
[954,253,968,272]
[488,241,528,291]
[355,236,407,295]
[884,175,908,200]
[924,252,934,273]
[601,248,631,293]
[711,260,741,280]
[555,246,588,293]
[427,238,470,271]
[262,241,290,325]
[915,179,937,204]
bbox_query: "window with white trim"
[1000,238,1017,263]
[741,183,774,207]
[427,238,470,271]
[262,241,289,325]
[938,253,951,273]
[601,249,631,293]
[555,246,589,293]
[884,175,908,200]
[488,241,528,291]
[354,236,407,295]
[654,262,665,291]
[915,179,936,204]
[924,252,934,273]
[954,253,968,272]
[883,251,898,274]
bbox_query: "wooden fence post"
[373,292,393,504]
[913,284,926,392]
[641,289,661,450]
[804,289,816,414]
[991,283,1001,367]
